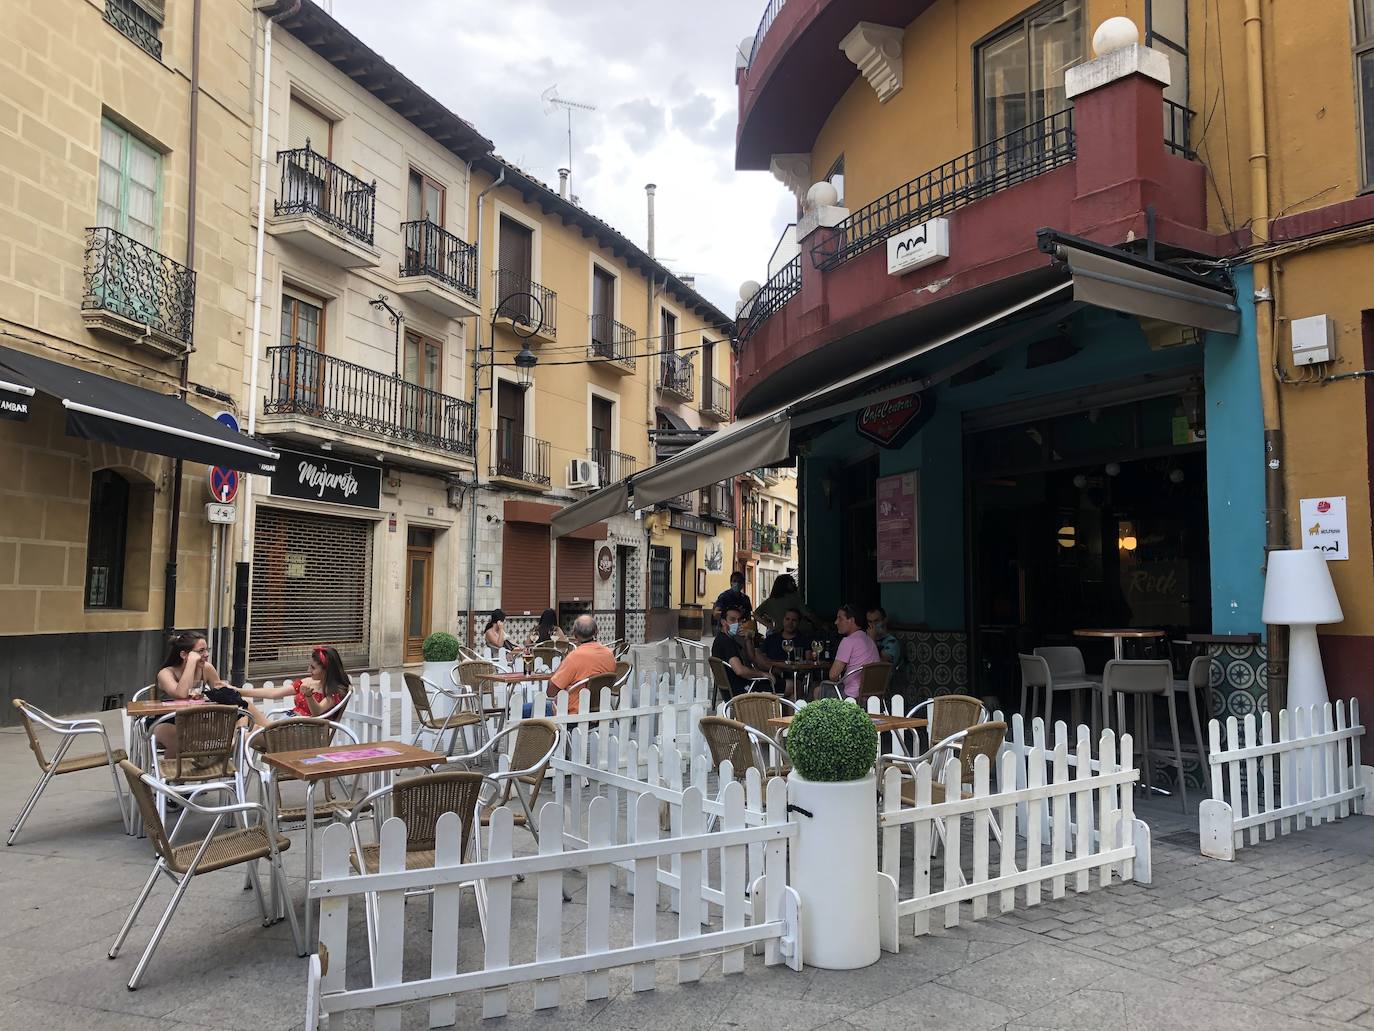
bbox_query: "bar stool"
[1033,646,1103,732]
[1102,659,1188,812]
[1018,653,1100,733]
[1173,654,1212,793]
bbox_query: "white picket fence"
[305,782,802,1029]
[879,725,1146,944]
[1200,700,1373,860]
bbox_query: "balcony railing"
[746,0,788,67]
[104,0,162,60]
[1164,99,1196,160]
[82,226,195,347]
[264,344,474,455]
[658,352,695,401]
[491,429,551,486]
[700,376,731,420]
[589,447,637,485]
[663,493,693,513]
[739,256,801,344]
[588,313,636,370]
[699,481,736,525]
[812,108,1076,272]
[275,142,376,247]
[400,220,477,298]
[493,269,557,339]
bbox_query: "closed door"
[496,379,525,477]
[591,396,613,479]
[592,266,615,349]
[403,330,442,435]
[498,216,534,323]
[405,528,435,663]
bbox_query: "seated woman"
[153,631,236,757]
[525,608,568,648]
[237,645,351,728]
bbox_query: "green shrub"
[421,632,460,662]
[786,698,877,782]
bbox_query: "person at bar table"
[828,603,881,699]
[712,603,774,699]
[758,607,807,700]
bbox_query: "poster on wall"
[1298,496,1348,561]
[876,472,919,582]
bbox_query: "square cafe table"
[262,739,445,945]
[767,712,929,774]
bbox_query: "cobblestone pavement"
[1,712,1372,1031]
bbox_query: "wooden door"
[498,216,534,323]
[496,379,525,478]
[592,266,615,349]
[404,528,435,662]
[591,396,613,480]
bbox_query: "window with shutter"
[501,521,550,614]
[556,538,595,604]
[288,96,333,155]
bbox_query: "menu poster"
[877,472,920,582]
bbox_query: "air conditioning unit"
[568,458,601,490]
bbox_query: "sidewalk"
[2,711,1373,1030]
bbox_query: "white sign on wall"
[887,217,950,276]
[1299,495,1348,561]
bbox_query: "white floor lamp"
[1260,549,1343,713]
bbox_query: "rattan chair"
[449,718,561,843]
[149,705,242,823]
[404,672,483,753]
[244,717,359,826]
[817,661,893,703]
[698,715,784,781]
[453,659,509,738]
[572,671,620,712]
[884,720,1010,853]
[722,692,796,771]
[110,760,300,990]
[8,699,129,844]
[553,639,575,657]
[263,686,352,724]
[708,656,770,711]
[901,693,987,759]
[529,643,562,669]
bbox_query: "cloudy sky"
[331,0,796,313]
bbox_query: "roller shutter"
[556,537,595,604]
[501,521,550,615]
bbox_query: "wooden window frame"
[98,117,162,247]
[973,0,1085,149]
[407,167,446,226]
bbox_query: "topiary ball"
[421,631,460,662]
[786,698,878,782]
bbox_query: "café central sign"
[887,217,950,276]
[269,447,381,509]
[856,391,936,449]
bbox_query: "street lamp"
[514,344,538,389]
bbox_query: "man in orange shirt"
[545,613,616,714]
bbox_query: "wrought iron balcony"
[104,0,162,60]
[781,530,793,557]
[82,226,195,355]
[400,220,477,298]
[699,481,735,526]
[1164,100,1196,160]
[588,313,636,372]
[264,344,473,455]
[812,108,1076,272]
[739,257,801,344]
[662,493,694,513]
[658,352,695,402]
[745,0,787,67]
[274,142,376,247]
[589,447,637,485]
[491,429,551,486]
[493,269,557,340]
[700,375,731,421]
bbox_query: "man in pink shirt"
[829,603,881,699]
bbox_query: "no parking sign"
[208,465,239,503]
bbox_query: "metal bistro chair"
[8,699,130,844]
[244,717,359,828]
[722,692,797,772]
[110,760,301,991]
[148,704,243,826]
[1102,659,1188,812]
[698,715,785,782]
[449,718,562,845]
[817,661,893,704]
[529,643,562,670]
[901,692,988,761]
[708,656,771,712]
[403,672,484,754]
[885,720,1010,854]
[572,671,620,712]
[453,659,507,739]
[264,686,352,725]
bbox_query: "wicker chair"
[574,671,620,712]
[708,656,770,711]
[529,643,562,669]
[698,715,784,781]
[450,718,561,843]
[902,693,987,760]
[403,672,483,753]
[244,718,358,826]
[110,760,300,990]
[346,769,485,873]
[553,639,575,657]
[722,692,796,772]
[264,687,352,724]
[453,659,508,737]
[8,699,129,844]
[885,720,1009,848]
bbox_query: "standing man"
[828,603,881,699]
[544,613,616,714]
[712,570,753,625]
[711,603,773,700]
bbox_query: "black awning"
[0,345,278,474]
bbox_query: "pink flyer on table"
[319,746,400,763]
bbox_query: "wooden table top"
[126,698,209,718]
[481,671,554,683]
[769,660,829,672]
[1073,628,1166,639]
[768,713,928,733]
[261,740,445,781]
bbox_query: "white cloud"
[330,0,792,313]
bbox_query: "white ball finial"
[806,180,839,210]
[739,280,761,302]
[1093,17,1139,56]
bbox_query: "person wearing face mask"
[711,603,773,698]
[711,571,754,627]
[866,606,902,670]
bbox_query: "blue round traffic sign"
[209,466,239,503]
[215,411,240,434]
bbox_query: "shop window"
[1356,1,1374,187]
[84,468,154,610]
[976,0,1083,147]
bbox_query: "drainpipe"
[1244,0,1288,718]
[645,184,659,621]
[163,0,204,635]
[465,167,506,646]
[231,0,299,683]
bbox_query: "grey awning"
[550,481,631,538]
[1039,230,1240,334]
[631,413,793,508]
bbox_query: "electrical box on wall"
[1291,314,1335,366]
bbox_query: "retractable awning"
[549,481,631,538]
[0,345,279,474]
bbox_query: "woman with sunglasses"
[237,644,351,727]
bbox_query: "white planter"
[421,660,455,694]
[787,771,880,970]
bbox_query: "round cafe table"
[1073,628,1166,661]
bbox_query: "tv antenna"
[541,85,598,188]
